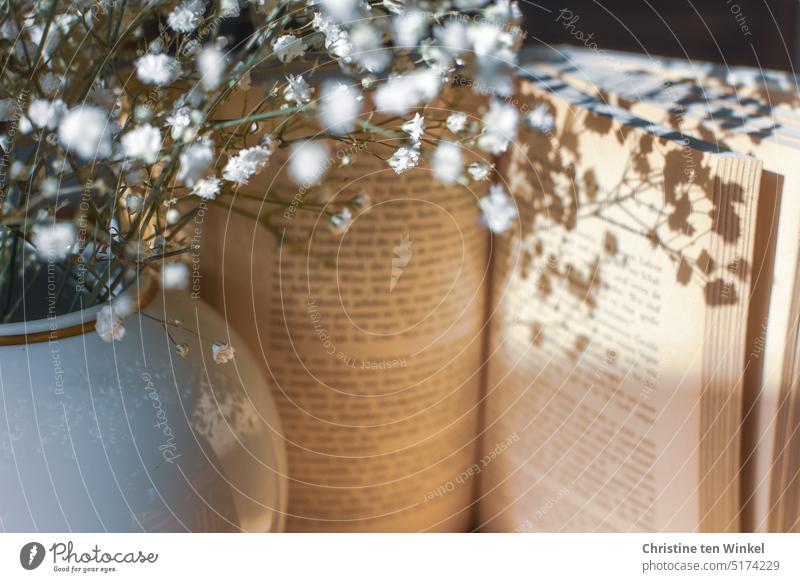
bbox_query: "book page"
[530,57,796,532]
[478,80,762,532]
[199,92,491,531]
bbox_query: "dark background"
[520,0,798,71]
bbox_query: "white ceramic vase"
[0,277,287,532]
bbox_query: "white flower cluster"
[0,0,526,348]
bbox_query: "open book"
[200,50,798,532]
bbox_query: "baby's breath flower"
[220,0,240,17]
[162,262,189,290]
[393,10,428,48]
[134,104,152,121]
[432,141,463,184]
[289,141,329,185]
[166,106,193,141]
[198,46,226,91]
[446,111,468,134]
[484,0,522,24]
[468,162,492,181]
[167,0,205,33]
[41,177,59,197]
[388,144,420,174]
[177,142,213,186]
[350,24,390,72]
[192,177,221,200]
[96,304,126,343]
[329,207,353,234]
[318,0,358,22]
[478,99,519,155]
[374,69,441,116]
[136,53,180,85]
[350,191,370,209]
[284,74,311,104]
[434,21,470,55]
[121,124,162,164]
[58,106,112,160]
[272,35,304,63]
[32,222,76,259]
[212,342,236,364]
[479,184,518,234]
[525,103,555,135]
[319,80,361,135]
[28,99,66,130]
[222,145,272,185]
[401,113,425,142]
[312,12,352,60]
[126,192,144,212]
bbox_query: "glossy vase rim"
[0,274,158,344]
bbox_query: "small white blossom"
[198,46,226,91]
[222,145,271,185]
[468,22,515,61]
[319,80,361,135]
[11,160,27,179]
[41,177,59,197]
[350,24,390,72]
[96,304,126,343]
[401,113,425,142]
[58,106,112,160]
[329,207,353,234]
[167,0,205,33]
[177,142,213,186]
[32,222,76,259]
[434,20,470,55]
[432,141,463,184]
[162,262,189,289]
[393,10,427,48]
[121,124,161,164]
[525,103,555,135]
[289,141,329,185]
[284,74,311,104]
[479,184,518,234]
[166,208,180,225]
[212,342,236,364]
[126,193,144,212]
[18,115,32,134]
[192,177,221,200]
[136,53,180,85]
[446,112,468,134]
[166,106,194,141]
[312,12,352,59]
[468,162,492,181]
[272,35,304,63]
[28,99,66,130]
[374,69,441,116]
[478,99,518,155]
[112,295,135,318]
[220,0,240,17]
[484,0,522,24]
[319,0,358,22]
[387,144,420,174]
